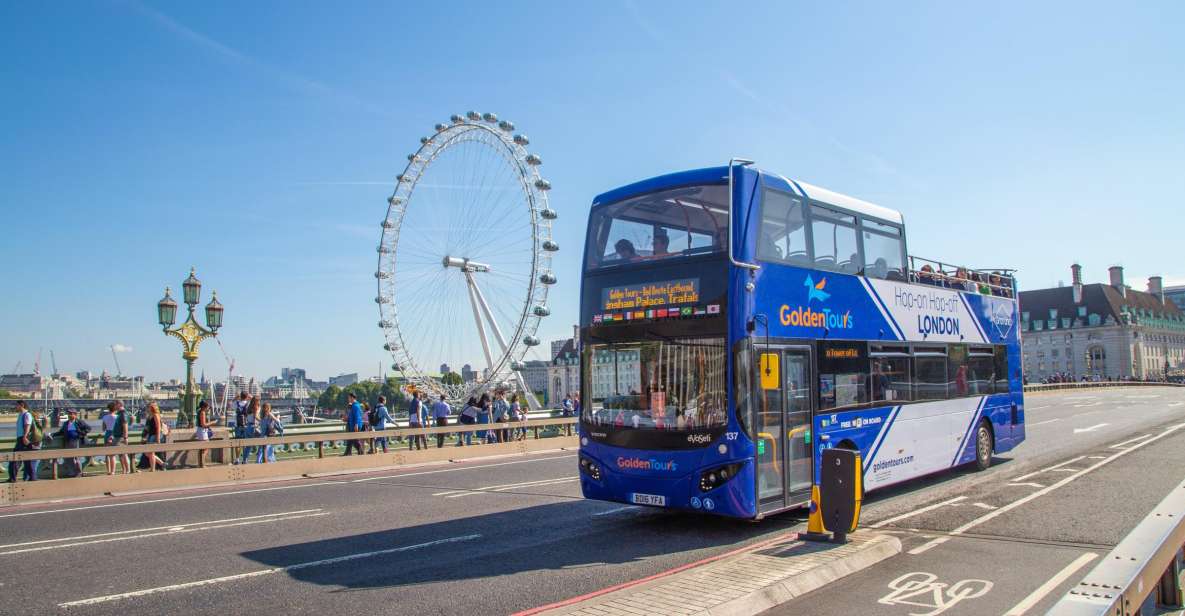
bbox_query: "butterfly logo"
[804,275,830,304]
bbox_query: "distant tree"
[0,388,12,398]
[441,372,463,386]
[318,385,342,410]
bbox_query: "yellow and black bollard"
[799,448,862,543]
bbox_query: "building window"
[1086,346,1105,374]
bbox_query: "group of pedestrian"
[915,265,1014,297]
[233,391,285,464]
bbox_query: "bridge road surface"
[0,388,1180,615]
[764,387,1185,616]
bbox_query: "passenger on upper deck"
[614,239,639,262]
[917,264,941,286]
[651,230,670,258]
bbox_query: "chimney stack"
[1108,266,1125,296]
[1071,263,1083,304]
[1149,276,1164,303]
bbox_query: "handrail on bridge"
[1046,477,1185,615]
[1024,381,1185,393]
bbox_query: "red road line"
[512,530,800,615]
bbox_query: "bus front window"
[586,184,728,269]
[583,337,727,431]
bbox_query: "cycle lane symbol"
[877,571,994,616]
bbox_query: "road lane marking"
[1110,434,1152,449]
[1003,552,1098,615]
[1008,482,1046,488]
[58,534,482,607]
[1170,401,1184,407]
[1027,418,1060,427]
[1012,456,1087,482]
[1,512,329,556]
[909,422,1185,555]
[971,502,997,510]
[1073,402,1102,408]
[0,509,322,550]
[878,572,993,615]
[1051,468,1080,473]
[1026,405,1049,410]
[1087,455,1106,459]
[0,453,576,519]
[352,454,575,483]
[1073,423,1109,433]
[869,496,967,529]
[446,476,578,497]
[592,506,637,517]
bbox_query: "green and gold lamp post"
[157,268,223,428]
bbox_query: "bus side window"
[913,351,948,400]
[871,356,912,403]
[817,341,869,410]
[947,344,969,397]
[734,339,753,438]
[758,189,810,266]
[993,345,1010,393]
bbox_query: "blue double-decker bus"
[577,161,1024,519]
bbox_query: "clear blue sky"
[2,1,1182,382]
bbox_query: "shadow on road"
[239,500,806,592]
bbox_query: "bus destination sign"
[601,278,700,311]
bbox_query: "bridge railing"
[1024,381,1184,393]
[1047,477,1185,615]
[0,417,579,506]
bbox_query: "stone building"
[547,339,580,407]
[1018,265,1185,381]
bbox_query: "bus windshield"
[585,184,728,270]
[582,337,727,431]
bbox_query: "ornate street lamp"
[158,268,223,428]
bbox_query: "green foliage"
[318,385,342,410]
[0,389,11,398]
[441,371,463,386]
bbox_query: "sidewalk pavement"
[532,531,900,616]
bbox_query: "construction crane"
[50,350,59,377]
[33,348,42,376]
[10,361,20,374]
[110,345,123,377]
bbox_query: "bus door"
[755,345,814,514]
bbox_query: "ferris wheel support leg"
[468,274,543,412]
[464,272,497,380]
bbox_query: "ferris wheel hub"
[441,256,491,272]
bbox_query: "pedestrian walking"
[431,395,451,448]
[562,394,574,417]
[259,403,284,463]
[109,401,133,474]
[237,396,262,464]
[509,393,525,441]
[54,408,90,478]
[100,402,119,475]
[233,392,250,437]
[343,393,365,456]
[7,401,41,482]
[407,392,427,450]
[492,391,510,443]
[372,396,392,453]
[456,397,478,446]
[476,394,491,443]
[172,400,213,469]
[142,403,168,471]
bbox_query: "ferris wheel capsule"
[540,208,558,220]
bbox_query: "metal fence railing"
[1024,381,1185,393]
[0,417,579,505]
[1047,477,1185,615]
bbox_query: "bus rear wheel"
[974,422,993,471]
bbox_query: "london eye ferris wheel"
[376,112,557,408]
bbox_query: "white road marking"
[1027,418,1061,427]
[1073,423,1109,433]
[1051,468,1080,473]
[1,512,329,556]
[445,476,578,497]
[1087,455,1107,459]
[1169,401,1184,407]
[0,453,576,519]
[1003,552,1098,615]
[1008,482,1046,488]
[58,534,482,607]
[971,502,997,510]
[1013,456,1087,482]
[1110,434,1152,449]
[909,422,1185,555]
[592,506,638,517]
[1026,405,1049,410]
[1073,402,1102,408]
[869,496,968,529]
[433,476,578,497]
[879,571,993,614]
[352,454,575,483]
[0,509,322,550]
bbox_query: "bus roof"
[591,165,904,226]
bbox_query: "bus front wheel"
[974,422,993,471]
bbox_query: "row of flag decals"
[593,304,720,323]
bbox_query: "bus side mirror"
[747,318,756,333]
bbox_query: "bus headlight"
[699,462,744,492]
[579,455,602,482]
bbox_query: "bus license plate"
[631,493,666,506]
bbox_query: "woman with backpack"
[456,397,478,446]
[259,403,284,463]
[371,396,392,454]
[475,393,491,444]
[237,396,262,464]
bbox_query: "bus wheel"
[974,422,993,471]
